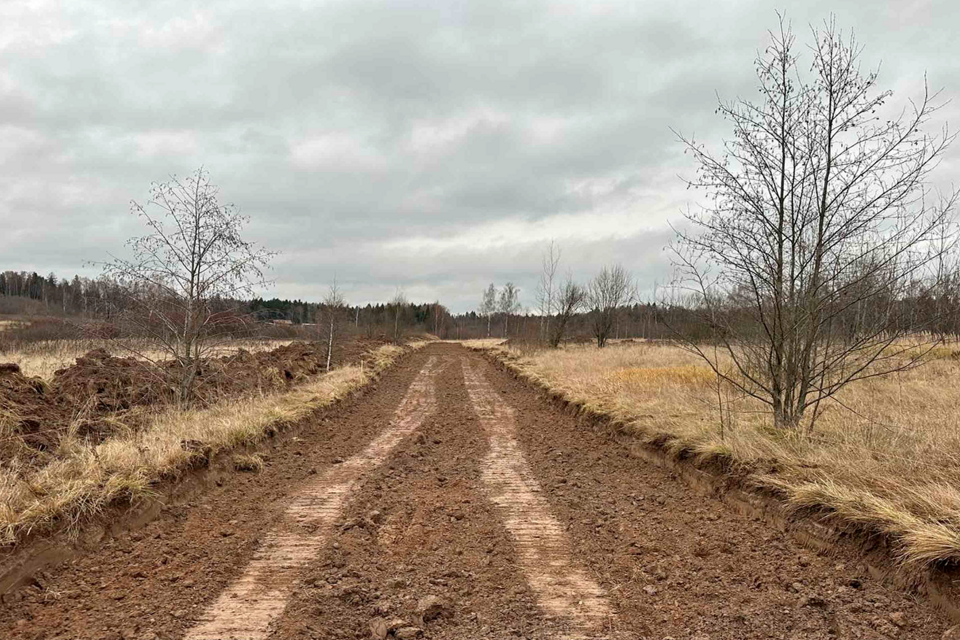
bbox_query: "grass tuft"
[232,453,264,473]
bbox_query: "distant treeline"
[0,270,456,339]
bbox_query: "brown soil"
[1,336,390,457]
[0,343,952,639]
[0,363,57,454]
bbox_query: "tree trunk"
[326,314,334,373]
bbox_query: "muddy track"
[0,343,952,639]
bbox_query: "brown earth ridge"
[1,337,390,460]
[0,343,953,639]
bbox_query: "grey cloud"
[2,0,960,310]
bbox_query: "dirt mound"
[0,337,393,452]
[0,363,59,454]
[53,349,175,413]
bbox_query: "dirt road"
[0,344,951,639]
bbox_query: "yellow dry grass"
[0,342,413,545]
[457,338,507,349]
[4,338,293,381]
[475,340,960,570]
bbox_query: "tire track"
[185,356,440,640]
[462,358,614,638]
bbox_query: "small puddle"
[185,356,440,640]
[462,359,614,638]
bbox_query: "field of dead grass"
[0,342,416,545]
[475,339,960,572]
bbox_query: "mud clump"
[53,349,175,412]
[0,362,58,455]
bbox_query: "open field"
[472,339,960,572]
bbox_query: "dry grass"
[2,338,293,381]
[457,338,507,350]
[232,453,265,473]
[475,339,960,571]
[0,342,413,545]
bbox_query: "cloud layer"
[3,0,959,311]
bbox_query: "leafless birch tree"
[479,283,497,337]
[498,282,521,337]
[102,168,275,406]
[390,287,407,342]
[588,264,634,348]
[535,241,561,344]
[323,277,346,372]
[672,17,958,430]
[549,276,586,348]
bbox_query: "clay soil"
[0,343,953,639]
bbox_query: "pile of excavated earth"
[0,337,390,462]
[0,343,956,639]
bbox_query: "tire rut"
[268,347,563,639]
[471,353,952,639]
[185,356,441,640]
[462,358,615,639]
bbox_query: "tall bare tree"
[323,277,346,373]
[549,275,587,348]
[102,168,275,406]
[588,264,634,348]
[390,287,407,342]
[673,17,958,430]
[535,240,561,344]
[479,283,497,337]
[498,282,521,337]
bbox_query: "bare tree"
[588,264,634,348]
[498,282,521,337]
[479,283,497,337]
[535,240,561,344]
[549,276,586,348]
[672,17,958,430]
[390,287,407,342]
[323,277,346,373]
[102,168,275,406]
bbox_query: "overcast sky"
[2,0,958,312]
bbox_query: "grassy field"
[469,339,960,571]
[0,341,418,545]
